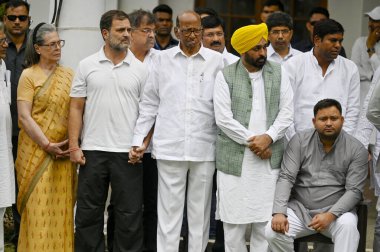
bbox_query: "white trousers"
[0,207,5,252]
[156,160,215,252]
[224,222,269,252]
[265,208,359,252]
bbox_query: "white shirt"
[133,45,224,161]
[284,51,360,139]
[351,36,380,82]
[267,44,302,64]
[214,66,293,223]
[351,37,380,105]
[0,60,15,207]
[222,47,239,66]
[70,47,148,152]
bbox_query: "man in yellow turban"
[213,23,294,251]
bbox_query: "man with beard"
[69,10,148,251]
[213,23,293,251]
[284,19,360,141]
[265,99,368,252]
[131,10,223,252]
[152,4,178,50]
[266,12,301,64]
[201,15,238,66]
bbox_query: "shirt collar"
[171,43,207,60]
[98,46,132,65]
[315,129,344,153]
[268,44,296,59]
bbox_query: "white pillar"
[55,0,107,69]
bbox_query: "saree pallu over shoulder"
[16,65,75,214]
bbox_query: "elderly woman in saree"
[16,23,76,252]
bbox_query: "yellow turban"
[231,23,268,54]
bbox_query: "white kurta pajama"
[0,60,14,252]
[214,67,293,252]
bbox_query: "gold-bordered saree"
[15,65,77,252]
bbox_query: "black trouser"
[75,151,143,252]
[142,153,158,252]
[11,135,20,249]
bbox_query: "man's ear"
[101,29,108,41]
[312,117,316,126]
[306,22,313,33]
[174,26,180,40]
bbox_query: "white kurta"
[0,60,15,208]
[216,70,290,224]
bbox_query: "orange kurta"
[16,65,76,252]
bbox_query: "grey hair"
[24,23,57,68]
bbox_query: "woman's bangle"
[68,147,80,153]
[43,141,51,151]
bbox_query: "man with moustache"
[213,23,293,251]
[201,15,238,66]
[129,9,159,252]
[265,99,368,252]
[293,7,347,57]
[131,10,223,252]
[69,10,148,251]
[153,4,178,50]
[266,12,301,64]
[284,19,360,141]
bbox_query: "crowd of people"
[0,0,380,252]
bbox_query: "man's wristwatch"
[367,47,376,53]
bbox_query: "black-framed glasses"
[133,28,155,34]
[0,37,9,45]
[39,40,65,49]
[179,28,202,36]
[7,15,28,22]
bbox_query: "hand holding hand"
[128,144,146,164]
[68,146,86,165]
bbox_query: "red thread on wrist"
[68,147,80,153]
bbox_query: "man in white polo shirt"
[68,10,148,252]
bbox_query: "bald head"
[176,11,201,27]
[174,10,202,55]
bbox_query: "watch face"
[367,48,375,53]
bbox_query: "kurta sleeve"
[272,133,302,215]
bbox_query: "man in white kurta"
[351,6,380,105]
[0,27,14,252]
[265,12,302,64]
[284,19,360,140]
[132,11,223,252]
[214,23,293,252]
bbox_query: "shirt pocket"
[327,164,346,184]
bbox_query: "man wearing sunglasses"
[2,0,31,249]
[293,7,346,58]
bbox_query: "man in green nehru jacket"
[213,23,293,252]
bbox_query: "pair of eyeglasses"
[133,28,155,34]
[7,15,28,22]
[179,28,202,37]
[269,29,290,36]
[204,32,224,38]
[39,40,65,49]
[0,37,9,45]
